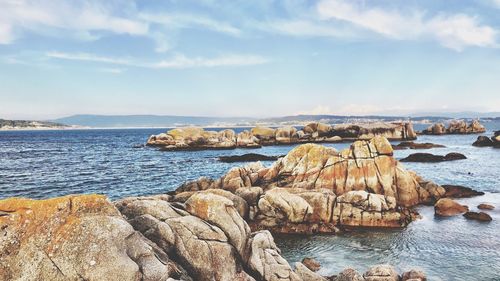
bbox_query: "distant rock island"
[0,119,72,130]
[420,120,486,135]
[146,122,417,150]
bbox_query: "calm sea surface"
[1,122,499,280]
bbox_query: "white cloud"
[140,13,241,36]
[99,68,126,74]
[0,23,14,44]
[316,0,498,51]
[46,51,268,69]
[260,20,352,38]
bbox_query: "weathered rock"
[422,120,486,135]
[333,191,414,228]
[363,264,399,281]
[442,185,485,198]
[294,262,327,281]
[276,126,299,144]
[332,122,416,140]
[0,195,182,281]
[219,153,282,163]
[477,203,495,210]
[472,136,494,147]
[463,211,492,222]
[147,127,239,150]
[393,141,445,150]
[251,126,276,144]
[400,152,466,162]
[335,268,365,281]
[237,130,261,148]
[401,269,426,281]
[434,198,468,216]
[302,257,321,272]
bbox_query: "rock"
[422,120,486,135]
[393,141,445,150]
[257,188,313,225]
[237,130,261,148]
[472,136,494,147]
[302,257,321,272]
[294,262,327,281]
[219,153,282,163]
[251,126,276,144]
[401,269,426,281]
[335,268,365,281]
[477,203,495,210]
[0,195,182,281]
[246,230,301,281]
[333,191,414,228]
[400,152,466,162]
[434,198,468,216]
[463,211,492,222]
[332,122,416,140]
[442,185,485,198]
[276,126,299,144]
[363,264,399,281]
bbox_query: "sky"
[1,0,500,120]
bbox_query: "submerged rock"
[477,203,495,210]
[219,153,282,163]
[434,198,468,217]
[463,211,492,222]
[400,152,466,162]
[392,141,445,150]
[442,185,485,198]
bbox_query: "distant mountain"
[53,114,257,128]
[52,113,500,128]
[0,119,69,130]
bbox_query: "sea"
[1,122,499,281]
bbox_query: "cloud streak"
[46,51,269,69]
[316,0,497,51]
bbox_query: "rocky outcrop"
[400,152,466,162]
[434,198,468,216]
[472,131,500,148]
[392,141,445,150]
[463,211,492,222]
[363,264,399,281]
[147,122,417,150]
[0,195,188,281]
[169,137,455,233]
[442,185,485,198]
[421,120,486,135]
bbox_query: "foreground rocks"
[0,193,429,281]
[330,265,426,281]
[146,122,417,150]
[0,195,189,281]
[421,120,486,135]
[472,131,500,148]
[400,152,466,162]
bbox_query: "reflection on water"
[0,122,499,280]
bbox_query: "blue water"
[0,122,499,280]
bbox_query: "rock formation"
[392,141,445,150]
[472,131,500,148]
[170,137,454,233]
[463,211,492,222]
[400,152,466,162]
[478,203,494,210]
[146,122,417,150]
[434,198,468,216]
[421,120,486,135]
[219,153,283,163]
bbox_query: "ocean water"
[0,122,499,280]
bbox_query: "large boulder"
[0,195,182,281]
[463,211,492,222]
[275,126,299,144]
[434,198,468,217]
[363,264,399,281]
[251,126,276,144]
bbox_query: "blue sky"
[1,0,500,119]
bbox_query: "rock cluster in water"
[472,131,500,148]
[392,141,445,150]
[172,137,452,233]
[399,152,466,162]
[146,122,417,150]
[421,120,486,135]
[2,136,483,281]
